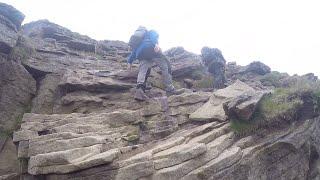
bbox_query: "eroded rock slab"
[189,80,264,122]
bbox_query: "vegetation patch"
[259,71,288,87]
[231,78,320,137]
[193,75,214,89]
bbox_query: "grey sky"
[4,0,320,76]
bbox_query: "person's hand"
[154,44,161,53]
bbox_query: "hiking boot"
[134,88,149,101]
[166,88,185,96]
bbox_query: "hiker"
[128,26,183,101]
[201,47,227,89]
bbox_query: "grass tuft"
[193,75,214,89]
[231,78,320,137]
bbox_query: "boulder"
[165,47,202,78]
[223,91,269,120]
[245,61,271,75]
[189,80,257,121]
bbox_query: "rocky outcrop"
[13,108,320,180]
[189,80,267,122]
[0,57,36,131]
[165,47,202,79]
[13,91,211,176]
[226,61,272,89]
[1,3,320,180]
[0,3,24,54]
[0,3,35,179]
[0,3,25,54]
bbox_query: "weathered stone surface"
[189,80,256,121]
[3,4,320,180]
[152,132,235,180]
[0,3,25,29]
[28,145,119,175]
[182,146,242,180]
[0,138,19,177]
[13,129,38,142]
[165,47,202,78]
[0,58,36,134]
[115,161,154,180]
[0,15,19,54]
[59,70,134,93]
[0,3,25,54]
[223,91,269,120]
[66,39,96,52]
[31,73,60,114]
[187,123,231,144]
[168,92,210,107]
[153,143,207,170]
[28,136,107,156]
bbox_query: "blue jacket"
[127,30,159,64]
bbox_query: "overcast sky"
[4,0,320,76]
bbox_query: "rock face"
[0,3,35,179]
[0,2,25,54]
[13,111,320,180]
[165,47,202,78]
[189,80,267,121]
[2,3,320,180]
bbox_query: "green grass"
[259,71,288,87]
[193,75,214,89]
[230,119,259,137]
[231,88,304,136]
[257,89,303,120]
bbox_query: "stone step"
[153,143,207,170]
[152,132,235,180]
[28,145,119,175]
[182,146,243,180]
[187,123,231,144]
